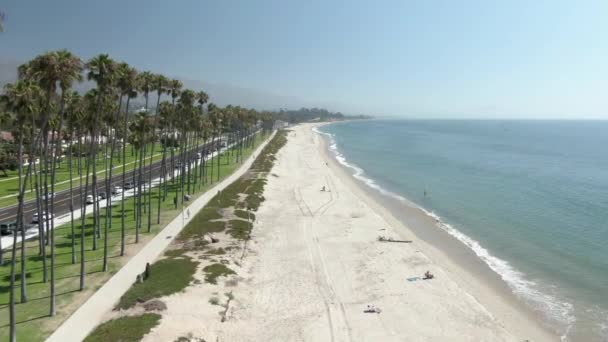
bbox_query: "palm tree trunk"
[216,132,221,181]
[79,140,94,290]
[103,94,123,271]
[120,96,131,256]
[69,129,76,264]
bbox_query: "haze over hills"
[0,59,341,113]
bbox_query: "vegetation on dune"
[202,263,235,285]
[85,130,288,340]
[83,313,161,342]
[116,257,197,310]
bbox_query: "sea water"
[318,120,608,341]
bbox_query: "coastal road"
[0,141,219,226]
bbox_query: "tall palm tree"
[129,111,152,243]
[147,74,167,231]
[116,63,138,256]
[47,49,83,315]
[18,52,63,286]
[80,54,116,286]
[175,90,195,206]
[166,80,182,194]
[1,79,43,342]
[65,92,84,265]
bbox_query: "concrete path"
[46,132,274,342]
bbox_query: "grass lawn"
[0,133,268,341]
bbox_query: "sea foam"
[313,125,576,340]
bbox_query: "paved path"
[46,132,274,342]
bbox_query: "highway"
[0,140,219,226]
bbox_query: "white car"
[85,195,96,204]
[112,186,123,195]
[32,211,53,224]
[42,192,56,201]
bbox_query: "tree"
[116,63,138,256]
[83,54,117,281]
[147,74,167,231]
[47,49,83,315]
[1,79,43,342]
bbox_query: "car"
[196,152,202,159]
[174,161,182,169]
[124,182,135,190]
[112,186,123,195]
[32,211,53,224]
[85,195,95,204]
[0,221,17,235]
[98,192,107,200]
[42,192,56,201]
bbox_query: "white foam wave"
[313,125,576,340]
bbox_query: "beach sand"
[143,123,557,341]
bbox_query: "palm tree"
[1,79,43,342]
[157,101,173,220]
[18,52,63,287]
[78,54,116,287]
[116,63,138,256]
[166,80,182,195]
[48,49,83,315]
[129,111,152,242]
[147,74,167,231]
[65,92,84,265]
[175,89,195,206]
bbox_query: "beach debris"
[377,235,412,243]
[143,299,167,312]
[407,277,421,282]
[364,305,382,314]
[204,234,219,244]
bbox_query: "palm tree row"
[0,50,275,341]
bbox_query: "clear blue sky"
[1,0,607,118]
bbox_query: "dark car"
[124,181,135,190]
[0,222,17,235]
[98,192,107,199]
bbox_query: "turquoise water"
[319,120,608,341]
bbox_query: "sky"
[1,0,607,119]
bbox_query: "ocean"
[318,119,608,341]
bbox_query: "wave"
[313,125,577,340]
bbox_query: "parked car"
[85,195,96,204]
[112,186,123,195]
[196,152,202,159]
[0,221,17,235]
[124,181,135,190]
[32,211,53,224]
[98,192,107,200]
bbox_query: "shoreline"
[314,122,559,341]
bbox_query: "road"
[0,140,220,226]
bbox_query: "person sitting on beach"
[423,271,434,280]
[321,186,326,191]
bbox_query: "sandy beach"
[142,123,557,341]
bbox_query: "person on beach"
[321,186,326,191]
[424,271,434,280]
